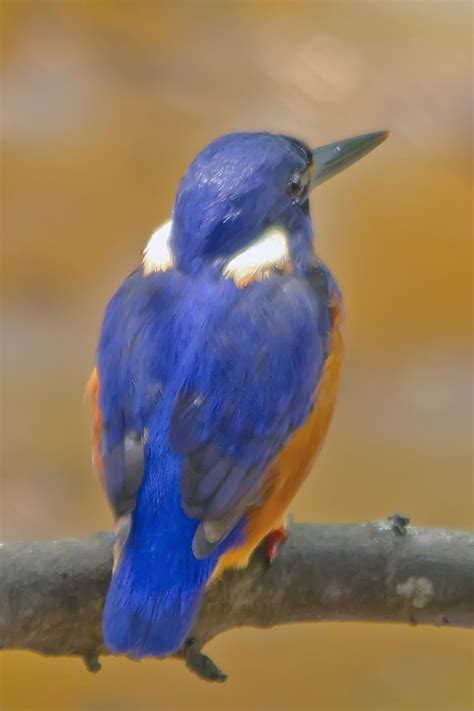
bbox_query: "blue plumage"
[99,265,327,655]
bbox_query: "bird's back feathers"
[95,261,336,656]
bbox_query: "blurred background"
[1,1,472,709]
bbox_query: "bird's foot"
[264,522,289,566]
[183,639,227,683]
[82,651,101,673]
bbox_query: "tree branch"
[1,519,473,681]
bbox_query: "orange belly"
[213,297,343,577]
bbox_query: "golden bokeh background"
[1,1,472,709]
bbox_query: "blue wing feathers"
[170,274,324,548]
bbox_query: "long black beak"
[310,131,388,189]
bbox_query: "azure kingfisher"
[88,130,387,659]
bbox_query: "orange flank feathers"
[86,367,104,482]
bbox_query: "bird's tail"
[103,441,219,658]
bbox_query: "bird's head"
[145,130,387,282]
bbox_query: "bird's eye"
[287,169,309,204]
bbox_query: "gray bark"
[1,519,473,681]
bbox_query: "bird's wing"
[170,273,327,558]
[91,267,182,522]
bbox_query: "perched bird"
[88,130,387,658]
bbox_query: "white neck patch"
[142,220,291,285]
[143,219,174,275]
[223,226,291,287]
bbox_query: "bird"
[88,129,387,659]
